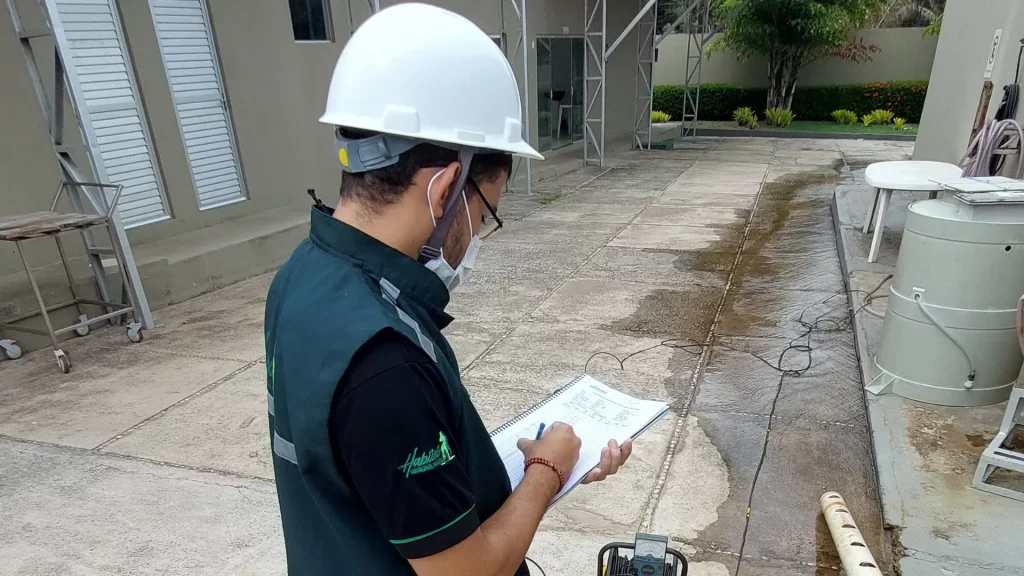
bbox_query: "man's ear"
[425,162,461,220]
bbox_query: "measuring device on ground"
[597,533,688,576]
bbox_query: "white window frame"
[149,0,248,211]
[49,0,172,228]
[289,0,335,43]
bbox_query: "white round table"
[862,161,964,263]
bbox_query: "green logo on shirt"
[398,432,455,478]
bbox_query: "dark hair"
[338,130,513,207]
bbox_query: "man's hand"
[410,422,582,576]
[581,439,633,484]
[516,422,582,489]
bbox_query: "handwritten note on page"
[489,375,669,504]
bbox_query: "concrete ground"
[2,137,909,575]
[833,170,1024,576]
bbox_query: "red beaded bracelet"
[524,457,565,491]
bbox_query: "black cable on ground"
[580,287,879,576]
[733,347,787,576]
[732,290,877,576]
[583,288,875,380]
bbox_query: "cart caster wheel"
[1,341,22,360]
[55,351,72,374]
[75,314,90,337]
[126,324,143,343]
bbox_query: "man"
[264,5,631,576]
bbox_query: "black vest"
[264,206,522,575]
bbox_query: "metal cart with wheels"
[0,181,145,373]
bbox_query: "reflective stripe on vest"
[380,277,437,362]
[268,277,440,468]
[273,430,298,464]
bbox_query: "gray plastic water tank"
[873,195,1024,406]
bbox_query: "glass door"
[537,38,554,152]
[536,36,584,153]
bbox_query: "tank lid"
[907,199,1024,244]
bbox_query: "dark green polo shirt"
[265,205,527,575]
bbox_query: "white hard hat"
[320,3,542,161]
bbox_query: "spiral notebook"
[489,374,670,504]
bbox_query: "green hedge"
[653,81,929,123]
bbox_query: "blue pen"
[535,423,546,440]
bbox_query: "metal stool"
[973,389,1024,501]
[972,295,1024,501]
[0,181,144,373]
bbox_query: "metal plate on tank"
[954,190,1024,204]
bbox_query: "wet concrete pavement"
[0,137,913,575]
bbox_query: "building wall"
[0,0,343,289]
[914,0,1024,165]
[654,27,939,87]
[0,0,641,298]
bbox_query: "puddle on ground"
[903,405,984,543]
[602,287,721,342]
[596,166,843,354]
[637,248,736,275]
[705,166,843,340]
[591,157,873,570]
[906,405,988,477]
[964,433,992,448]
[599,285,721,407]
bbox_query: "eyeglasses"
[468,178,503,239]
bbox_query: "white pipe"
[820,492,883,576]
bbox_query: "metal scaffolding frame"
[631,0,658,150]
[583,0,607,166]
[354,0,706,172]
[4,0,154,330]
[655,0,713,138]
[498,0,532,194]
[587,0,666,165]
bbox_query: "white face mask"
[424,170,482,292]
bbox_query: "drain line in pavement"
[92,358,262,451]
[638,143,778,537]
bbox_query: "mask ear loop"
[418,148,476,263]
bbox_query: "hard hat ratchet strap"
[334,128,420,173]
[418,148,476,263]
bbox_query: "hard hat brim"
[320,114,544,162]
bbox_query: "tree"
[871,0,945,29]
[710,0,886,110]
[658,0,712,35]
[657,0,685,34]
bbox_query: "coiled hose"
[960,118,1024,178]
